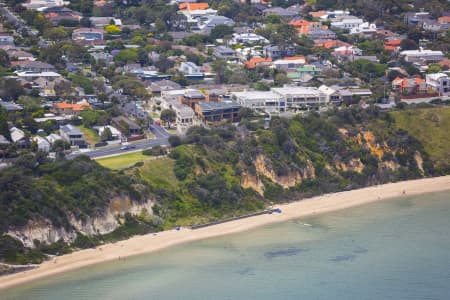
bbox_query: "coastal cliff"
[1,106,449,264]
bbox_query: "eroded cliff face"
[7,197,154,248]
[240,154,316,195]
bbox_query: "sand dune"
[1,176,449,290]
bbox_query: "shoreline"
[1,175,450,291]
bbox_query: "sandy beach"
[1,176,450,290]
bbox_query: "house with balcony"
[179,61,204,80]
[426,73,450,96]
[60,124,86,147]
[72,28,104,41]
[195,101,241,124]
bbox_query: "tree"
[274,73,290,86]
[168,135,182,147]
[100,127,113,142]
[210,25,234,40]
[265,14,281,24]
[105,24,121,34]
[54,80,73,97]
[160,109,176,128]
[43,27,68,41]
[0,49,10,67]
[400,39,418,51]
[0,107,10,141]
[113,49,138,66]
[0,78,24,101]
[427,63,442,74]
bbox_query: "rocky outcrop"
[7,197,154,248]
[240,154,315,194]
[335,158,364,173]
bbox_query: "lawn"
[77,126,100,147]
[137,157,178,190]
[96,151,150,170]
[390,107,450,168]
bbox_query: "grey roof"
[60,124,82,135]
[0,100,23,111]
[21,61,56,70]
[263,7,298,17]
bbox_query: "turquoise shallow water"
[3,191,450,300]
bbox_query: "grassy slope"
[138,157,178,190]
[96,152,149,169]
[77,126,99,146]
[390,107,450,169]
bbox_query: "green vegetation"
[96,151,150,169]
[2,106,450,264]
[390,108,450,172]
[77,126,100,146]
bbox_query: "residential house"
[91,52,114,65]
[400,49,444,63]
[89,17,122,27]
[171,102,195,130]
[59,124,86,147]
[330,17,364,30]
[263,45,295,59]
[180,89,206,109]
[46,133,62,145]
[231,33,269,44]
[32,136,50,152]
[314,39,349,49]
[212,46,237,60]
[422,20,442,32]
[18,61,56,72]
[426,73,450,96]
[289,19,322,36]
[52,100,91,115]
[262,7,298,19]
[148,80,181,95]
[404,11,431,26]
[10,127,27,147]
[0,100,23,112]
[273,56,306,71]
[271,86,327,109]
[231,90,283,113]
[349,22,377,36]
[112,116,142,136]
[391,77,427,95]
[244,57,272,69]
[7,49,35,61]
[287,65,321,81]
[43,7,82,25]
[384,39,401,52]
[438,16,450,30]
[332,46,363,60]
[307,29,336,40]
[72,28,104,41]
[197,15,235,33]
[23,0,67,10]
[179,61,204,80]
[318,85,353,105]
[97,125,122,141]
[195,101,241,124]
[0,33,14,46]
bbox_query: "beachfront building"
[231,91,284,113]
[271,86,328,109]
[426,73,450,96]
[195,101,241,124]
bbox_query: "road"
[0,5,36,36]
[67,126,172,159]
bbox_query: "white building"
[400,49,444,63]
[349,22,377,35]
[23,0,68,10]
[179,61,202,75]
[97,125,122,141]
[46,133,62,145]
[231,33,269,45]
[331,18,364,30]
[271,86,328,109]
[426,73,449,96]
[273,57,306,71]
[231,91,283,113]
[32,136,50,152]
[172,102,195,130]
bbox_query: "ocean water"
[3,191,450,300]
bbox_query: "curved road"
[68,125,171,159]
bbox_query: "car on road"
[120,145,136,150]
